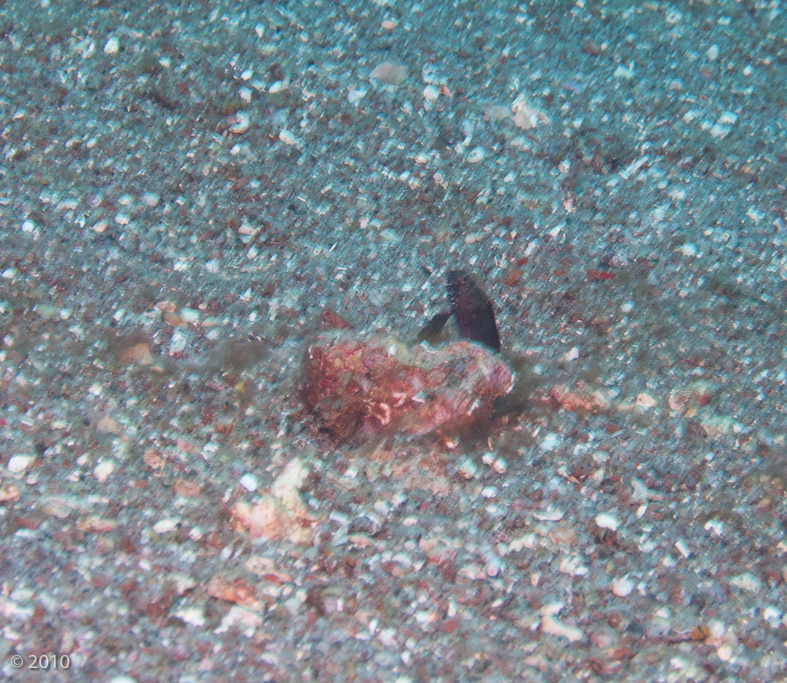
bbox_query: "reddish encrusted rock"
[302,330,514,442]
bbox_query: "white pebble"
[240,474,259,492]
[635,393,657,409]
[173,606,206,627]
[179,308,200,323]
[279,129,298,146]
[347,88,366,104]
[168,330,188,356]
[423,84,440,102]
[678,243,697,257]
[8,455,33,473]
[466,147,485,164]
[153,519,178,534]
[21,220,35,233]
[464,232,484,244]
[481,486,498,499]
[104,37,119,54]
[665,9,682,24]
[370,62,407,85]
[595,512,619,531]
[482,452,507,474]
[541,614,584,643]
[612,575,634,597]
[142,192,160,207]
[563,346,580,362]
[718,111,738,126]
[457,455,478,479]
[730,572,762,593]
[717,645,733,662]
[228,112,250,135]
[93,459,115,482]
[379,228,400,242]
[540,433,561,451]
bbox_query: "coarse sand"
[1,1,786,681]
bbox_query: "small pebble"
[8,455,33,473]
[153,519,179,534]
[347,88,366,104]
[180,308,200,323]
[279,129,298,146]
[466,148,485,163]
[595,513,619,531]
[423,84,439,102]
[457,456,478,479]
[612,576,634,597]
[240,474,259,492]
[370,62,407,85]
[229,112,251,135]
[540,433,561,451]
[104,36,119,54]
[635,393,657,410]
[93,460,115,482]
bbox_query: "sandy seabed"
[1,1,786,681]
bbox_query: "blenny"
[418,270,501,351]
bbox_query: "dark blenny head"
[445,270,501,351]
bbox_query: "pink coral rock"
[302,330,514,442]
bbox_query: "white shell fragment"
[228,112,250,135]
[674,539,691,558]
[230,458,315,545]
[511,94,551,129]
[466,148,485,164]
[541,614,584,643]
